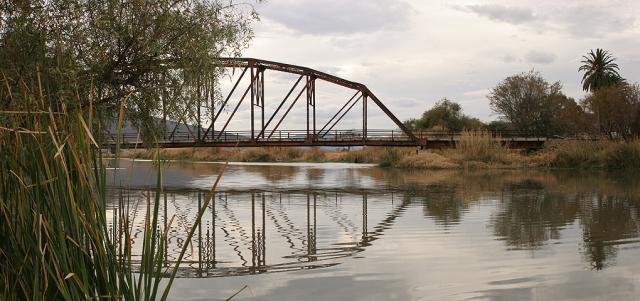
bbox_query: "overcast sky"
[233,0,640,129]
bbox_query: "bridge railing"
[104,129,547,146]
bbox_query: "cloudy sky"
[231,0,640,129]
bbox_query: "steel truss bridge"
[106,58,545,150]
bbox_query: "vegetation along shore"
[120,131,640,170]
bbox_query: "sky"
[227,0,640,129]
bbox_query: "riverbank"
[119,135,640,170]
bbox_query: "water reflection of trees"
[491,189,578,250]
[401,169,640,270]
[580,195,640,270]
[420,185,469,227]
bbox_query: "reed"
[453,130,507,163]
[0,84,214,299]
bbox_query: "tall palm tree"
[579,48,623,92]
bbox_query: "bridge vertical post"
[162,88,167,140]
[312,78,316,141]
[306,75,310,142]
[363,93,368,144]
[210,77,215,142]
[250,67,255,142]
[197,76,201,142]
[260,68,265,139]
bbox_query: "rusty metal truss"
[105,58,545,150]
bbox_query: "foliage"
[404,98,486,132]
[0,0,259,137]
[581,83,640,139]
[0,105,162,299]
[549,139,640,169]
[486,120,515,132]
[603,141,640,169]
[0,75,223,300]
[579,48,624,92]
[488,70,577,136]
[551,93,594,136]
[549,140,608,168]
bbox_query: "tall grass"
[453,130,507,163]
[550,139,640,169]
[0,86,219,299]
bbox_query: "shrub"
[603,141,640,169]
[550,140,609,168]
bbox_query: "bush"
[550,140,605,168]
[603,141,640,169]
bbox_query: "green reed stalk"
[0,78,215,300]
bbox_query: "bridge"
[105,58,545,150]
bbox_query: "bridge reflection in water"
[107,190,407,278]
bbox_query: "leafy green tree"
[488,70,565,136]
[579,48,624,92]
[0,0,260,135]
[404,98,485,132]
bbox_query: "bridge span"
[104,58,545,150]
[107,129,546,150]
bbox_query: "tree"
[404,98,485,132]
[0,0,260,136]
[579,48,624,92]
[488,70,564,136]
[551,94,594,136]
[581,83,640,139]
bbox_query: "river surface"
[107,159,640,300]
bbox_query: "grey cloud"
[259,0,414,35]
[458,4,535,25]
[501,53,516,63]
[456,3,637,38]
[525,50,556,64]
[552,6,636,37]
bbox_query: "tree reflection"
[580,195,640,270]
[491,188,578,249]
[414,170,640,270]
[420,185,468,227]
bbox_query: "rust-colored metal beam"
[202,66,248,139]
[320,96,361,138]
[257,75,304,139]
[364,88,419,144]
[215,72,259,141]
[266,80,311,139]
[318,91,360,135]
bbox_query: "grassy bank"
[120,131,640,170]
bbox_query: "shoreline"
[114,138,640,170]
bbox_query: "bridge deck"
[104,130,547,149]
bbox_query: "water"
[107,159,640,300]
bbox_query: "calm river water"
[107,159,640,300]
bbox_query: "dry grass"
[395,152,458,169]
[119,136,640,170]
[546,139,640,169]
[451,130,508,163]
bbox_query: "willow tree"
[0,0,260,137]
